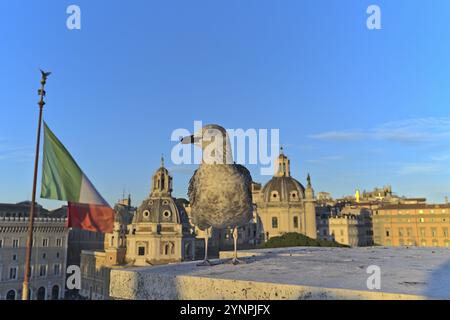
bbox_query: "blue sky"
[1,0,450,209]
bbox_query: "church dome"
[132,156,190,225]
[260,147,306,203]
[134,197,189,224]
[262,176,305,202]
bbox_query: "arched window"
[161,174,165,190]
[272,217,278,229]
[164,243,170,255]
[6,290,16,300]
[37,287,46,300]
[293,216,299,228]
[51,285,60,300]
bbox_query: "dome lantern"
[150,155,173,197]
[275,146,290,177]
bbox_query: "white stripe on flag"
[78,174,109,206]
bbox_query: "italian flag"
[40,122,114,233]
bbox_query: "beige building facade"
[317,206,373,247]
[373,203,450,247]
[253,149,317,240]
[80,159,195,299]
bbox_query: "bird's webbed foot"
[228,258,246,265]
[197,259,213,267]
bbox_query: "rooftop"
[109,246,450,300]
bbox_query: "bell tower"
[104,214,127,266]
[275,147,291,177]
[304,173,317,239]
[151,155,173,197]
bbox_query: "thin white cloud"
[308,131,365,141]
[309,117,450,144]
[398,164,440,175]
[0,142,33,162]
[372,117,450,143]
[430,153,450,162]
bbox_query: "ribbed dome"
[261,176,305,202]
[134,197,189,224]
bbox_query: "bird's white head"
[181,124,233,165]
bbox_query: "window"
[443,228,449,238]
[431,228,437,237]
[272,217,278,229]
[419,218,425,223]
[6,290,16,300]
[37,287,46,300]
[56,252,60,259]
[9,267,18,280]
[56,238,62,247]
[385,230,390,237]
[12,254,17,261]
[420,228,426,237]
[407,228,412,237]
[0,239,3,248]
[42,238,49,247]
[164,243,170,255]
[293,216,299,229]
[398,228,404,237]
[39,265,47,277]
[138,246,145,256]
[54,264,61,276]
[51,285,60,300]
[12,239,19,248]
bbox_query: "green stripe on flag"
[40,122,83,202]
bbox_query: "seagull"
[182,124,253,265]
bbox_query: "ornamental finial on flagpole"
[38,69,51,108]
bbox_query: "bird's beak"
[181,135,198,144]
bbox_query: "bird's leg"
[197,227,212,266]
[231,227,245,265]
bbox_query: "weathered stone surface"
[109,247,450,300]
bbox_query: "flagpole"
[22,70,51,300]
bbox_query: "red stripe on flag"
[68,202,115,233]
